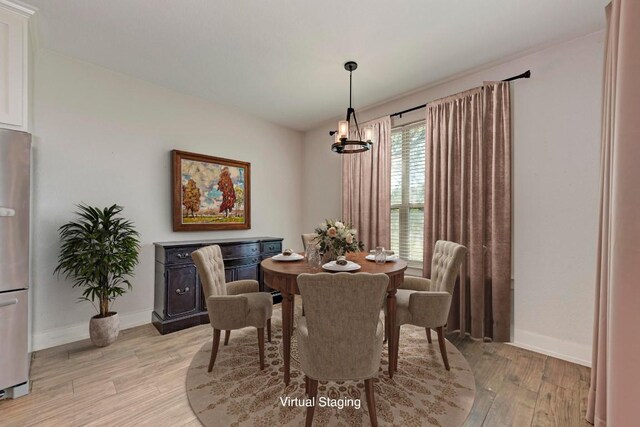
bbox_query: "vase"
[89,312,120,347]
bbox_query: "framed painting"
[172,150,251,231]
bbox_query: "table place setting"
[272,249,304,262]
[365,247,399,263]
[322,255,361,272]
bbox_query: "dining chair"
[388,240,467,371]
[191,245,273,371]
[296,272,388,427]
[301,233,318,251]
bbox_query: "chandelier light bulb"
[338,120,349,139]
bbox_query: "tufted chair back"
[191,245,228,299]
[430,240,468,294]
[297,273,388,380]
[301,233,318,250]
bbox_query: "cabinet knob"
[175,287,190,295]
[176,253,190,259]
[251,247,257,252]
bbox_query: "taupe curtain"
[424,82,511,342]
[587,1,640,425]
[342,116,391,251]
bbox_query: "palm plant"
[55,204,140,318]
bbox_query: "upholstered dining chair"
[191,245,273,372]
[296,272,388,427]
[301,233,318,250]
[389,240,467,371]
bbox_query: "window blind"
[390,121,425,267]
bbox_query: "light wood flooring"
[0,322,591,426]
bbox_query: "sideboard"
[152,237,283,334]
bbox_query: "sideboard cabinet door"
[166,265,197,318]
[237,263,259,281]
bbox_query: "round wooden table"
[261,251,407,385]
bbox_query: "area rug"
[186,306,475,426]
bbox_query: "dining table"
[261,251,407,385]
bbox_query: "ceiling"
[25,0,607,131]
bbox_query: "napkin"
[335,256,348,266]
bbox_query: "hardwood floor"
[0,323,591,426]
[447,334,592,427]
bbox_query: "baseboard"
[511,328,591,367]
[31,309,152,352]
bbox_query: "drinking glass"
[306,244,321,269]
[375,246,387,264]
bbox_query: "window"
[390,121,426,269]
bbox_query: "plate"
[365,254,400,262]
[272,253,304,262]
[322,261,361,272]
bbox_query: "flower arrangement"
[314,219,364,259]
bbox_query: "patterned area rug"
[186,306,475,426]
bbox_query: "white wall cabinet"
[0,1,34,131]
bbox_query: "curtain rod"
[389,70,531,118]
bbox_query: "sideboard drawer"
[219,243,260,259]
[261,241,282,254]
[224,255,261,268]
[166,247,197,265]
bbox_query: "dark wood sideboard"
[152,237,283,334]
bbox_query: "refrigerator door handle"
[0,207,16,217]
[0,298,18,308]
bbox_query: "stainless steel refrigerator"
[0,129,30,396]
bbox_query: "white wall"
[301,125,344,230]
[302,32,604,365]
[31,50,303,350]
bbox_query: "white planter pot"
[89,312,120,347]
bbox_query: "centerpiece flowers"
[314,219,364,260]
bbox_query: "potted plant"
[55,204,140,347]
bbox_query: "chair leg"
[364,378,378,427]
[305,375,310,396]
[436,326,450,371]
[208,329,221,372]
[306,378,318,427]
[257,327,265,370]
[224,330,231,345]
[426,328,432,344]
[267,318,272,343]
[384,316,388,344]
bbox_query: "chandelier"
[329,61,373,154]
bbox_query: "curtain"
[342,116,391,251]
[423,82,511,342]
[587,1,640,425]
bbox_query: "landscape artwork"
[172,150,251,231]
